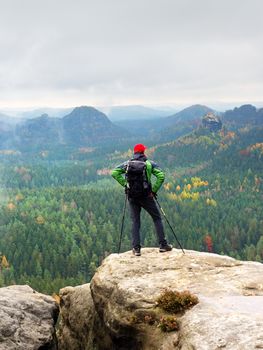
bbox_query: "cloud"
[0,0,262,107]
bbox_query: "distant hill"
[19,107,74,119]
[0,106,125,151]
[0,112,21,126]
[105,105,174,121]
[122,104,263,143]
[115,104,215,140]
[62,106,124,145]
[0,113,17,148]
[14,114,62,150]
[1,103,262,153]
[0,112,12,122]
[152,122,263,173]
[155,104,215,143]
[165,104,214,124]
[223,104,263,126]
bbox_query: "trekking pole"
[154,197,185,254]
[118,192,128,254]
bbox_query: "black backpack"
[126,160,151,198]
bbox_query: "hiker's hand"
[150,191,157,199]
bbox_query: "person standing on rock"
[111,143,173,256]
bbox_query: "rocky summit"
[0,285,59,350]
[202,112,222,131]
[58,248,263,350]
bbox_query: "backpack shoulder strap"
[145,160,152,182]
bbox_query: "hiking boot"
[132,246,141,256]
[159,244,173,253]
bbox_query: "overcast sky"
[0,0,262,109]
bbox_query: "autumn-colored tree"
[204,235,213,253]
[1,255,9,269]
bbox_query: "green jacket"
[111,153,165,194]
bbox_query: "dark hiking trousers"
[128,196,167,248]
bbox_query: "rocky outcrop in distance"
[0,285,59,350]
[202,112,222,131]
[58,248,263,350]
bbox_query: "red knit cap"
[134,143,147,153]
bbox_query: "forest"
[0,123,262,294]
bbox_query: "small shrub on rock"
[156,289,199,313]
[158,316,179,332]
[144,315,156,325]
[129,310,157,325]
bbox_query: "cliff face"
[0,285,59,349]
[57,284,96,350]
[58,249,263,350]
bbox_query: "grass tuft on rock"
[158,316,179,332]
[156,289,199,313]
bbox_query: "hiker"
[111,143,173,256]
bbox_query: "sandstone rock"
[59,249,263,349]
[57,284,96,350]
[202,112,222,131]
[0,284,59,350]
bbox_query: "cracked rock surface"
[59,249,263,349]
[0,285,59,350]
[57,284,96,350]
